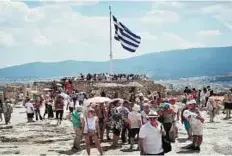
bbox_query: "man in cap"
[182,99,204,151]
[139,111,166,155]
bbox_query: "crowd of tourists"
[0,85,232,155]
[61,73,148,82]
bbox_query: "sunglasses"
[149,117,158,120]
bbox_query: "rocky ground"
[0,106,232,155]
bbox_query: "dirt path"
[0,108,232,155]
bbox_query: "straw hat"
[132,104,140,112]
[148,111,159,118]
[187,99,196,105]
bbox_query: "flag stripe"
[118,28,141,44]
[112,15,141,53]
[119,22,141,40]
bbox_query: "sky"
[1,0,232,68]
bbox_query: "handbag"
[86,117,96,136]
[161,125,172,153]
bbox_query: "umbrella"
[43,88,51,91]
[84,97,111,107]
[56,83,62,86]
[109,98,124,104]
[30,90,38,94]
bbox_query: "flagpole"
[109,6,113,74]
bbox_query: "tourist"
[117,100,130,143]
[82,108,103,155]
[77,92,87,106]
[192,88,197,100]
[181,104,192,139]
[169,98,179,139]
[0,97,3,122]
[200,87,208,108]
[67,98,74,113]
[98,103,107,141]
[24,98,35,123]
[128,104,141,149]
[111,101,123,148]
[183,99,204,151]
[206,97,218,122]
[54,95,65,125]
[71,105,83,151]
[43,94,51,119]
[139,111,166,155]
[3,100,13,125]
[141,103,150,125]
[223,89,232,119]
[160,103,175,142]
[34,95,43,121]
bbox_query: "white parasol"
[43,88,51,91]
[84,97,111,107]
[109,98,124,104]
[56,83,62,86]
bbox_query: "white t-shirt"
[128,111,141,129]
[183,110,202,126]
[25,102,34,114]
[139,122,163,154]
[83,116,98,134]
[67,99,74,108]
[141,110,149,124]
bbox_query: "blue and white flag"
[113,15,141,53]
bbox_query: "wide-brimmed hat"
[187,99,196,105]
[132,104,140,112]
[148,111,159,118]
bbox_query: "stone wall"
[71,80,166,99]
[3,80,166,100]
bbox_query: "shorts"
[183,120,191,131]
[27,113,34,119]
[191,124,203,135]
[224,102,232,110]
[129,128,140,138]
[113,128,121,136]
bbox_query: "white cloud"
[201,2,232,31]
[201,5,223,13]
[140,10,179,24]
[0,31,14,46]
[153,1,184,9]
[197,30,221,38]
[139,32,158,41]
[39,0,99,6]
[162,32,204,49]
[0,0,108,46]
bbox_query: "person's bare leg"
[84,135,91,155]
[92,135,103,155]
[197,135,203,146]
[112,134,119,147]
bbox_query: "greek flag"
[113,15,141,52]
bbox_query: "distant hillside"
[0,46,232,79]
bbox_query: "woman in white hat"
[128,104,141,149]
[182,99,204,151]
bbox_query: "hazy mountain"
[0,46,232,79]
